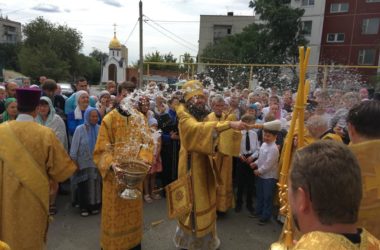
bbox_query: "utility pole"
[138,0,143,89]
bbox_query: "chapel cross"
[113,23,117,36]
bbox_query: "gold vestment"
[174,104,231,238]
[293,229,380,250]
[350,139,380,239]
[93,109,153,250]
[205,112,239,212]
[0,121,76,250]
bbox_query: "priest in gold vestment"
[0,88,77,250]
[287,140,380,250]
[347,100,380,239]
[93,97,153,250]
[171,80,248,250]
[205,94,239,213]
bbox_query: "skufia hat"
[16,88,42,110]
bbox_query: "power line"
[124,18,139,44]
[143,14,198,50]
[144,20,197,53]
[143,20,198,53]
[144,14,198,49]
[149,20,199,23]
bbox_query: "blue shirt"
[67,110,85,136]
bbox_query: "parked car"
[58,82,74,97]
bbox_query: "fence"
[143,61,380,94]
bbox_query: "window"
[362,18,380,34]
[326,33,345,43]
[358,49,376,65]
[213,25,233,44]
[302,0,315,6]
[4,25,17,33]
[302,21,312,36]
[5,34,16,43]
[366,0,380,3]
[330,3,349,13]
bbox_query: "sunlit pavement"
[47,193,282,250]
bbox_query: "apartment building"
[320,0,380,80]
[0,16,22,44]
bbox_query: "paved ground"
[47,193,282,250]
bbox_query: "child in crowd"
[144,117,163,203]
[235,114,260,213]
[250,123,280,225]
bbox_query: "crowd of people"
[0,75,380,250]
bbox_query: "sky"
[0,0,253,65]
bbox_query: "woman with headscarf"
[36,96,68,151]
[70,107,102,217]
[35,96,69,215]
[96,90,111,119]
[0,98,18,123]
[67,90,90,136]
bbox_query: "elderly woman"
[70,107,102,217]
[96,90,111,119]
[0,98,17,123]
[67,90,90,136]
[36,96,68,215]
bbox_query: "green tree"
[164,52,176,64]
[249,0,307,64]
[0,43,21,72]
[179,52,196,74]
[144,51,164,70]
[74,53,101,84]
[163,52,178,71]
[90,48,108,64]
[182,52,195,64]
[144,51,179,71]
[201,0,307,90]
[18,45,70,81]
[19,17,83,81]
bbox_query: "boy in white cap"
[250,120,281,225]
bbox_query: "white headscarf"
[74,90,89,120]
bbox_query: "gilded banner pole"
[271,46,311,250]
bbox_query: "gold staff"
[270,46,311,250]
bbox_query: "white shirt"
[240,129,260,158]
[255,141,279,179]
[16,114,34,122]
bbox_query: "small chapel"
[101,28,128,83]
